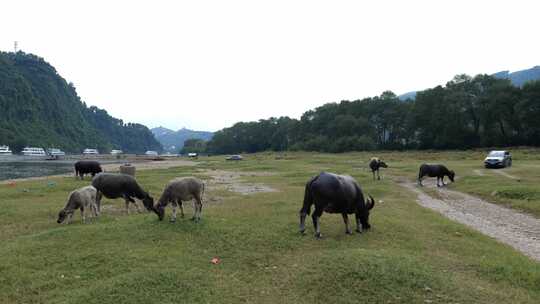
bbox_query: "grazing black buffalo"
[74,160,103,180]
[299,172,375,238]
[369,157,388,180]
[418,164,455,187]
[91,173,155,214]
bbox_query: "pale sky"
[1,0,539,132]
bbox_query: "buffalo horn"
[367,195,375,210]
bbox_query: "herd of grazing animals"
[57,157,455,239]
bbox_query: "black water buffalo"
[369,157,388,180]
[74,160,102,180]
[418,164,455,187]
[299,172,375,238]
[91,173,155,214]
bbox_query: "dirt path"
[473,169,485,176]
[400,179,540,262]
[202,169,278,195]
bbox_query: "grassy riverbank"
[0,151,539,303]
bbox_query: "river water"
[0,161,74,181]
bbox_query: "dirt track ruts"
[400,180,540,262]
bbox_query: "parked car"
[484,150,512,168]
[226,155,243,161]
[145,150,158,156]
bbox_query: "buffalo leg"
[299,212,307,234]
[66,212,74,224]
[418,175,423,186]
[194,196,203,222]
[95,191,102,214]
[125,199,130,214]
[372,171,376,180]
[377,170,381,180]
[80,206,86,224]
[171,201,177,222]
[342,213,352,234]
[441,176,446,186]
[177,199,184,218]
[312,208,323,238]
[190,201,196,221]
[355,212,363,233]
[133,201,142,213]
[91,203,98,220]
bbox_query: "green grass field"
[1,150,539,303]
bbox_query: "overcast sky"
[1,0,539,132]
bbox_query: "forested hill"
[151,126,213,153]
[399,65,540,100]
[207,74,540,154]
[0,51,162,154]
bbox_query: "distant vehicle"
[0,145,12,155]
[22,147,47,157]
[83,148,99,155]
[145,150,158,156]
[484,150,512,168]
[47,148,66,156]
[110,149,124,155]
[226,155,243,161]
[188,153,198,158]
[46,148,66,160]
[161,152,178,157]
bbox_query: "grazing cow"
[154,177,205,222]
[369,157,388,180]
[418,164,455,187]
[299,172,375,238]
[91,173,154,214]
[57,186,98,224]
[74,160,103,180]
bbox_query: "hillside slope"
[0,51,162,153]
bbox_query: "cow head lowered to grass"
[299,172,375,239]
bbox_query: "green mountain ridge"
[0,51,162,154]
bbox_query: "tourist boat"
[83,148,99,155]
[0,145,12,155]
[110,149,124,155]
[22,147,47,157]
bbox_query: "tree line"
[204,74,540,154]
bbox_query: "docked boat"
[22,147,47,157]
[110,149,124,155]
[0,145,12,155]
[83,148,99,155]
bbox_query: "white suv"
[484,150,512,168]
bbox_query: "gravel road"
[400,180,540,262]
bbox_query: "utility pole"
[14,41,18,52]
